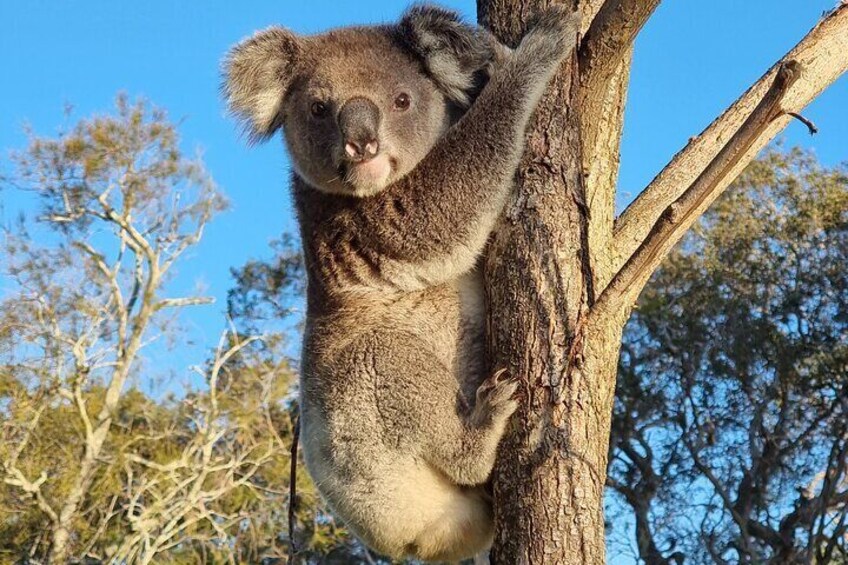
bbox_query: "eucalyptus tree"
[474,1,848,562]
[608,149,848,564]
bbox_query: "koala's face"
[224,6,494,197]
[282,32,452,197]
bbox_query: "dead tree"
[476,1,848,562]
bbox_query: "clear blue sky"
[1,0,845,393]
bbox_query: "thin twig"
[288,414,301,564]
[788,111,819,134]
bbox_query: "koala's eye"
[393,92,411,112]
[310,101,328,118]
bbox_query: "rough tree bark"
[477,1,848,563]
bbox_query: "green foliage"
[608,147,848,564]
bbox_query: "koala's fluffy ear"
[398,5,495,108]
[223,27,302,143]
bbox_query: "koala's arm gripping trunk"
[360,25,575,281]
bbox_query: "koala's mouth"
[341,154,396,193]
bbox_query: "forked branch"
[612,5,848,276]
[594,61,801,315]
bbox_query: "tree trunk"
[48,271,157,562]
[477,0,848,563]
[479,0,629,561]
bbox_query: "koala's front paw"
[515,6,580,72]
[472,369,519,426]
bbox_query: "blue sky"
[1,1,846,387]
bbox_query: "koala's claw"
[473,370,520,425]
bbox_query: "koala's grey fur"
[224,5,578,562]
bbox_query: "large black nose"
[338,97,380,162]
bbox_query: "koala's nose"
[344,139,379,160]
[338,97,381,162]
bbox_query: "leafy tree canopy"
[608,147,848,564]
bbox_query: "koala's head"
[223,5,495,197]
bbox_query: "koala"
[224,5,578,562]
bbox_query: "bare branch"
[578,0,660,108]
[73,377,95,445]
[3,466,59,523]
[577,0,659,290]
[154,296,214,311]
[125,251,144,318]
[595,61,803,315]
[94,193,158,265]
[612,5,848,274]
[581,53,632,290]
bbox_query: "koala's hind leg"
[367,334,518,488]
[424,370,519,486]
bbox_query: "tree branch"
[154,296,214,311]
[3,467,59,523]
[580,0,619,33]
[595,60,803,314]
[580,53,631,291]
[578,0,659,108]
[612,5,848,276]
[577,0,660,290]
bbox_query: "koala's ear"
[397,5,495,107]
[223,27,302,143]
